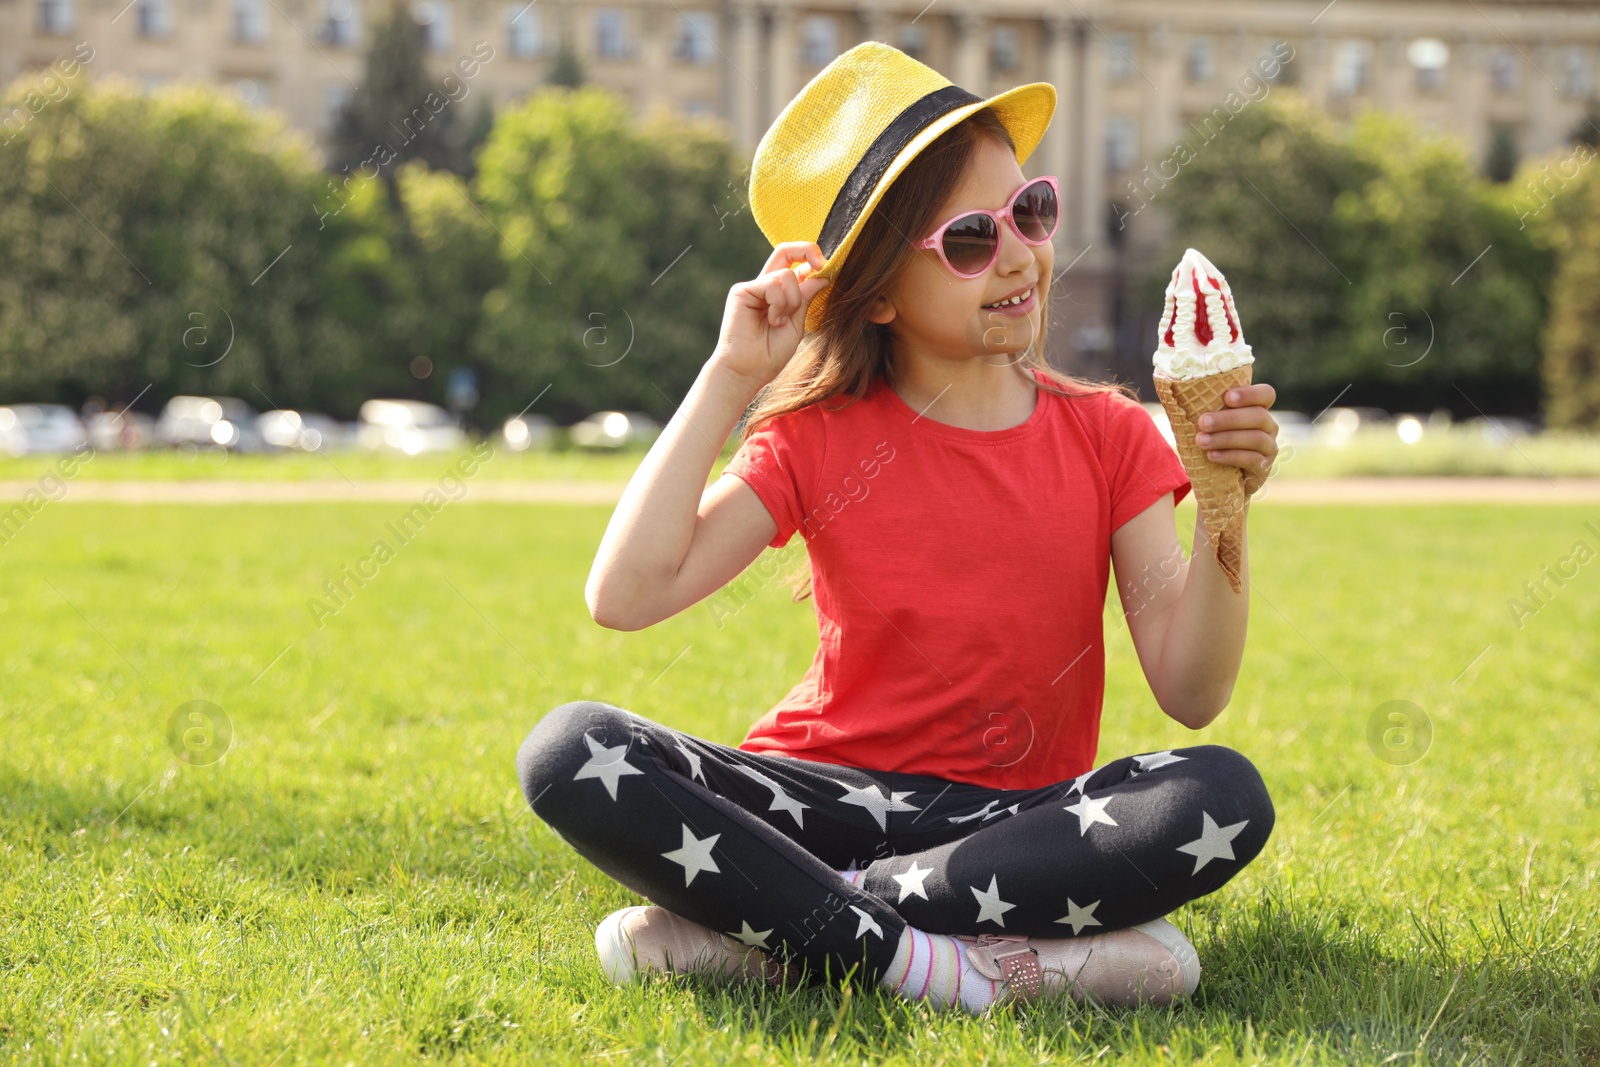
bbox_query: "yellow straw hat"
[749,41,1056,334]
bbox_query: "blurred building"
[4,0,1599,379]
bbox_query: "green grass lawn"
[1,493,1597,1064]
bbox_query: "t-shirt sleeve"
[722,405,825,549]
[1098,391,1192,533]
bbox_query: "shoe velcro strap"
[963,935,1043,999]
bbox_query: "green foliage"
[1484,124,1518,183]
[471,87,768,423]
[0,72,757,423]
[547,42,586,88]
[1536,152,1600,430]
[0,73,385,412]
[328,0,470,186]
[1155,95,1552,416]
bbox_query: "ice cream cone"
[1150,248,1256,594]
[1154,363,1253,594]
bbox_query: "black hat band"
[815,83,985,258]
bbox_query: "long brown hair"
[741,106,1137,601]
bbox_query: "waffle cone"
[1153,363,1254,594]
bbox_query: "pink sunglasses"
[914,175,1061,278]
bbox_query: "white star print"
[1134,750,1188,772]
[660,823,721,886]
[891,860,933,903]
[947,799,1000,824]
[1055,897,1103,935]
[572,734,644,800]
[674,739,704,783]
[1063,793,1118,836]
[836,782,920,831]
[729,920,773,950]
[1176,811,1249,873]
[970,875,1017,927]
[1064,770,1096,797]
[949,800,1021,824]
[734,765,809,828]
[850,906,884,940]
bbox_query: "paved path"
[6,477,1600,504]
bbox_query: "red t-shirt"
[722,367,1192,790]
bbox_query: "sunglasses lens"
[1014,180,1058,242]
[942,213,998,275]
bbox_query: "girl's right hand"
[711,241,834,389]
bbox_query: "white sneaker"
[594,906,800,986]
[968,916,1201,1008]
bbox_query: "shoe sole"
[595,906,647,985]
[1131,917,1201,998]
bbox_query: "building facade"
[4,0,1600,380]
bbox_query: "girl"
[517,42,1281,1013]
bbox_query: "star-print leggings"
[517,700,1275,984]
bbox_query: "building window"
[37,0,74,34]
[800,16,837,67]
[1105,116,1137,173]
[1331,40,1373,95]
[506,2,543,58]
[899,22,925,60]
[1108,31,1136,82]
[672,11,716,65]
[325,84,352,131]
[1407,37,1448,93]
[231,0,266,44]
[321,0,360,48]
[232,78,270,108]
[413,0,450,52]
[136,0,172,39]
[1490,46,1518,94]
[1186,37,1214,84]
[595,8,632,60]
[991,26,1019,73]
[1563,47,1590,99]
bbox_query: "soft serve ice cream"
[1149,247,1256,593]
[1153,248,1254,380]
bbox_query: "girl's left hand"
[1195,382,1280,498]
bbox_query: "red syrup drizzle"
[1210,274,1241,342]
[1191,271,1213,346]
[1163,293,1177,347]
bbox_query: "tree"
[1535,150,1600,429]
[547,42,586,88]
[1153,95,1550,416]
[0,72,409,414]
[471,87,769,423]
[328,0,466,197]
[1485,125,1518,183]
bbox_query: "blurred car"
[0,404,88,456]
[356,399,465,454]
[86,409,155,451]
[1463,414,1538,443]
[501,413,555,452]
[1141,402,1176,450]
[257,409,350,452]
[1273,411,1313,447]
[1311,406,1389,445]
[157,395,263,450]
[569,410,661,449]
